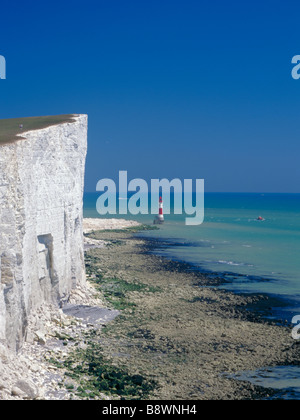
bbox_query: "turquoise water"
[84,192,300,311]
[84,192,300,398]
[225,366,300,399]
[84,192,300,316]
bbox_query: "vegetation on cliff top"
[0,114,77,144]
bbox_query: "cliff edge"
[0,114,88,351]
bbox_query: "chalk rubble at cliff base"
[83,218,141,250]
[0,283,103,400]
[0,218,139,400]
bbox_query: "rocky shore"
[0,219,299,400]
[82,227,300,400]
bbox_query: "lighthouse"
[154,196,164,224]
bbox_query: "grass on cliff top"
[0,114,77,144]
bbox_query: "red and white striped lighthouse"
[154,196,164,224]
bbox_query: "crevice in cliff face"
[64,211,68,244]
[2,272,28,352]
[0,252,14,286]
[74,216,80,232]
[37,234,58,303]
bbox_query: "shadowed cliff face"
[0,114,87,351]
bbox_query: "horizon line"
[84,190,300,195]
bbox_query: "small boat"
[257,216,264,221]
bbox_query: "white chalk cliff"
[0,115,87,351]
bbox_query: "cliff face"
[0,114,87,351]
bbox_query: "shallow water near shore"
[225,366,300,400]
[84,192,300,320]
[83,192,300,398]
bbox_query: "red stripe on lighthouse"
[159,196,163,214]
[153,196,164,224]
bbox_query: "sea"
[84,191,300,399]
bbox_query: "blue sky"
[0,0,300,192]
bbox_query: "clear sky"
[0,0,300,192]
